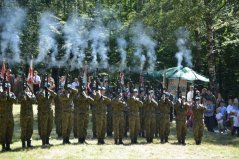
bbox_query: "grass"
[0,104,239,159]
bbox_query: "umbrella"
[163,67,209,82]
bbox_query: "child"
[216,107,224,133]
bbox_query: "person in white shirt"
[71,78,79,89]
[187,86,194,105]
[231,98,239,136]
[33,70,41,94]
[216,107,224,133]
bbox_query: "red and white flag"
[1,60,6,78]
[27,59,34,84]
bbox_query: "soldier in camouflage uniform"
[174,96,189,145]
[139,89,145,137]
[111,93,126,144]
[58,87,78,144]
[144,91,158,143]
[73,89,94,143]
[36,88,57,147]
[0,84,16,151]
[127,89,143,144]
[55,94,62,138]
[192,96,206,145]
[19,87,36,148]
[93,87,111,144]
[158,93,173,143]
[107,103,113,137]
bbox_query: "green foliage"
[0,0,239,97]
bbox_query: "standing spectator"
[204,98,215,132]
[216,107,224,133]
[227,96,234,130]
[207,89,216,106]
[47,74,55,91]
[216,93,224,107]
[231,98,239,136]
[187,86,194,105]
[33,70,41,94]
[71,78,79,89]
[218,101,227,128]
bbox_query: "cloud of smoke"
[131,22,157,72]
[62,13,89,70]
[175,27,192,68]
[35,12,61,66]
[0,1,26,63]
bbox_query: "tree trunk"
[194,30,201,72]
[205,13,217,94]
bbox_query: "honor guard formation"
[0,67,237,152]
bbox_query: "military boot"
[131,138,134,144]
[146,138,150,143]
[5,142,11,151]
[66,137,71,144]
[22,140,26,149]
[150,138,153,143]
[119,138,124,145]
[27,140,33,148]
[82,137,86,143]
[42,139,46,147]
[114,139,118,145]
[165,137,168,143]
[182,138,186,145]
[1,144,6,152]
[63,138,67,144]
[101,139,105,144]
[160,138,164,143]
[134,137,138,144]
[97,139,101,145]
[46,137,52,146]
[178,139,182,144]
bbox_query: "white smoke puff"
[175,27,192,68]
[89,19,109,70]
[131,22,157,72]
[36,12,61,66]
[62,13,89,70]
[117,37,127,70]
[0,5,26,63]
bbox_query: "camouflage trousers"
[20,114,33,141]
[176,120,187,141]
[159,115,170,140]
[95,113,107,139]
[193,121,204,142]
[76,113,89,138]
[129,115,140,139]
[113,115,124,139]
[38,110,53,140]
[55,110,62,137]
[145,115,156,139]
[61,111,73,139]
[0,114,14,144]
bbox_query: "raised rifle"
[64,73,69,90]
[45,74,49,98]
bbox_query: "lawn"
[0,104,239,159]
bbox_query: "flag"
[1,60,6,78]
[27,59,34,84]
[6,69,10,81]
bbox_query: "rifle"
[193,85,197,102]
[95,68,99,91]
[45,73,49,98]
[64,73,69,90]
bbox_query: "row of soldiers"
[0,78,207,152]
